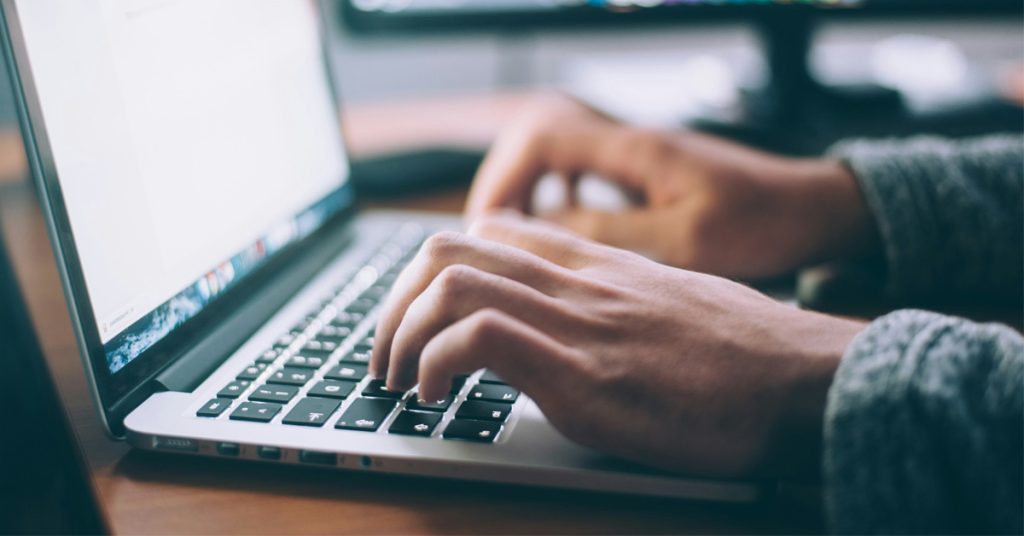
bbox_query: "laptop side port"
[216,442,240,457]
[299,450,336,465]
[257,446,281,460]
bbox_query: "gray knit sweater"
[825,136,1024,534]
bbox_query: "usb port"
[257,446,281,460]
[299,450,336,465]
[216,442,240,457]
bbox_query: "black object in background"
[0,231,107,534]
[339,0,1023,157]
[340,0,1023,35]
[349,148,484,199]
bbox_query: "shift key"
[334,398,396,432]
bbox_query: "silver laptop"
[1,0,759,502]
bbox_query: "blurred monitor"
[341,0,1022,34]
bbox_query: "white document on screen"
[15,0,347,342]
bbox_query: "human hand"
[466,94,877,280]
[370,214,867,478]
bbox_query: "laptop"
[0,0,759,502]
[0,221,107,534]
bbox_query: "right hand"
[370,214,866,478]
[466,94,877,280]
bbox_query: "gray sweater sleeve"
[821,136,1024,533]
[827,135,1023,305]
[825,310,1023,534]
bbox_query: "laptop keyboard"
[195,225,518,444]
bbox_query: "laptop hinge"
[153,221,356,393]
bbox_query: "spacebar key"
[334,398,396,432]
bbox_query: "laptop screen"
[9,0,350,375]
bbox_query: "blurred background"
[0,0,1021,194]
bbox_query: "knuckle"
[618,128,675,176]
[463,308,508,349]
[421,230,464,262]
[466,215,503,239]
[433,264,478,303]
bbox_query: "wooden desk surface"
[0,95,822,534]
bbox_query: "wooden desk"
[0,95,822,534]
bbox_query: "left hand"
[370,213,866,479]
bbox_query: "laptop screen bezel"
[0,0,357,436]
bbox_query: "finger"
[464,121,548,220]
[385,264,571,391]
[416,308,582,403]
[465,119,650,222]
[370,230,572,378]
[546,208,673,261]
[467,211,605,269]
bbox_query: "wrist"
[768,309,868,480]
[791,158,881,265]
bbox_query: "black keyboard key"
[406,394,454,412]
[479,370,507,385]
[361,379,405,399]
[308,380,357,399]
[335,398,397,431]
[267,367,313,386]
[360,286,388,302]
[339,349,372,365]
[300,340,338,357]
[282,398,342,427]
[330,312,364,329]
[450,375,468,394]
[217,380,251,399]
[376,273,398,288]
[229,402,282,423]
[456,400,512,422]
[353,342,373,354]
[287,355,327,369]
[236,363,268,381]
[197,398,232,417]
[468,384,519,403]
[315,325,352,343]
[442,419,501,443]
[292,316,318,333]
[249,384,299,404]
[256,349,281,364]
[389,410,442,436]
[324,363,367,381]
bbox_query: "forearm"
[824,310,1024,534]
[827,135,1024,305]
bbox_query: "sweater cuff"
[826,139,934,301]
[824,309,1024,533]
